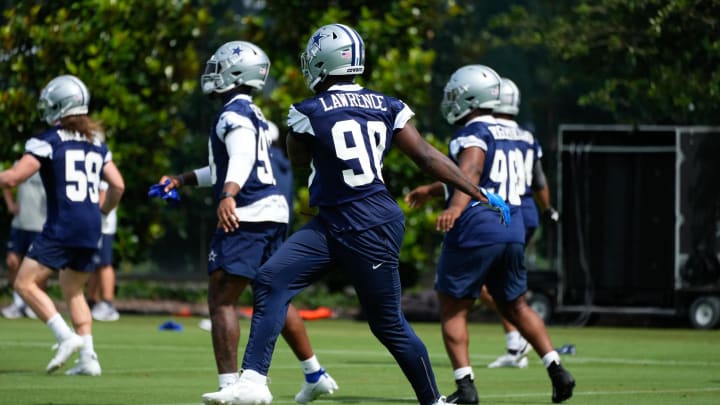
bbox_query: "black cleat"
[548,362,575,403]
[446,375,479,404]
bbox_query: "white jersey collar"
[495,117,519,127]
[327,83,363,92]
[225,93,253,106]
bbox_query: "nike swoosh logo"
[372,262,384,269]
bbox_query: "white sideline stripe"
[480,386,720,399]
[463,352,720,367]
[3,340,720,368]
[0,340,209,353]
[147,387,720,405]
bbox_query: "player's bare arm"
[2,187,18,215]
[101,161,125,215]
[405,182,444,208]
[436,147,485,232]
[217,181,241,233]
[393,122,488,203]
[159,172,196,192]
[0,154,40,189]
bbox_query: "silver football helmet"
[201,41,270,94]
[494,77,520,116]
[300,23,365,92]
[37,75,90,125]
[441,65,502,125]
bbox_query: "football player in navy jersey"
[405,66,574,404]
[225,24,507,405]
[494,78,559,245]
[0,74,125,376]
[155,41,336,405]
[482,77,561,370]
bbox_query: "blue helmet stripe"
[335,23,362,66]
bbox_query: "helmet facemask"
[201,41,270,95]
[441,65,502,125]
[441,84,472,125]
[37,75,90,125]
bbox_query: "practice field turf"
[1,315,718,404]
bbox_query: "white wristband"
[194,166,212,187]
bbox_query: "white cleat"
[65,352,102,376]
[198,318,212,332]
[488,352,529,368]
[46,334,84,373]
[294,370,338,404]
[91,301,120,322]
[432,396,448,404]
[1,302,25,319]
[202,378,273,405]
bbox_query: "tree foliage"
[0,0,214,263]
[482,0,720,124]
[2,0,716,285]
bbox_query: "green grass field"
[1,315,719,404]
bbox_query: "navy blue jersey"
[288,84,410,231]
[270,145,294,228]
[209,94,280,207]
[25,127,110,248]
[443,115,525,248]
[496,117,542,229]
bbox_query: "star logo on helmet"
[232,46,242,55]
[310,32,329,51]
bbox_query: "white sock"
[542,351,561,368]
[12,291,25,306]
[453,366,474,381]
[46,313,74,342]
[218,372,239,388]
[240,369,267,385]
[505,330,522,352]
[80,334,95,357]
[299,354,321,374]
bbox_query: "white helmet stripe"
[334,23,362,66]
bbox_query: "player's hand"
[436,206,463,232]
[158,175,183,192]
[8,202,19,215]
[543,207,560,224]
[473,188,511,226]
[217,196,240,233]
[148,179,181,204]
[405,185,434,208]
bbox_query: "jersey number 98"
[332,119,387,187]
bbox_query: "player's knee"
[12,276,30,296]
[498,297,525,320]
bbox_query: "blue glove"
[472,188,511,225]
[148,180,181,204]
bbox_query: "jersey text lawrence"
[319,92,388,112]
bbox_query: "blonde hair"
[59,115,104,142]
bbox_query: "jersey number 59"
[65,150,103,203]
